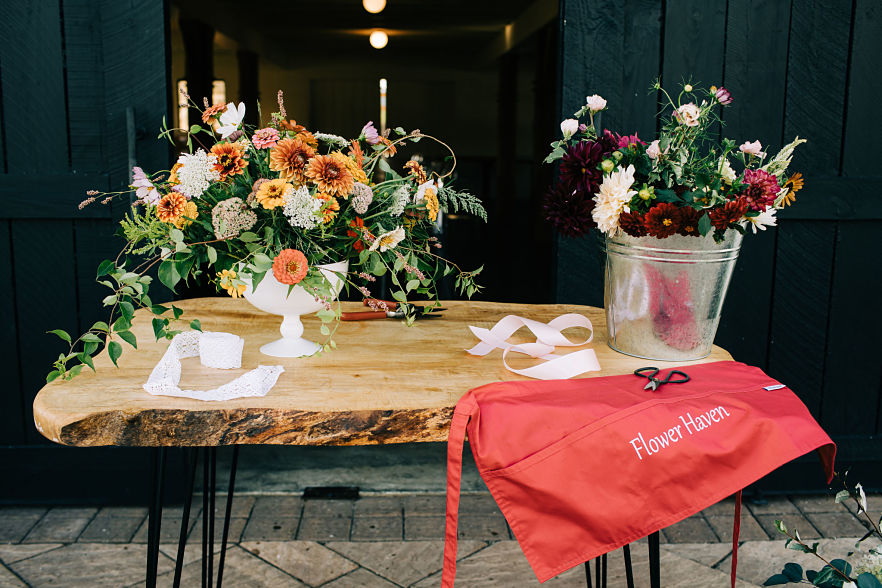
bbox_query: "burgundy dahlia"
[740,169,779,211]
[677,206,703,237]
[645,203,681,238]
[618,211,647,237]
[709,198,749,231]
[542,182,595,237]
[559,142,605,193]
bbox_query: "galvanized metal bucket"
[603,230,743,361]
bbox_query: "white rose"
[720,159,736,184]
[585,94,607,113]
[560,118,579,139]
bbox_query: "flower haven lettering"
[629,406,731,460]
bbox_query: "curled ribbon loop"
[466,314,601,380]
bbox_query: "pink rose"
[674,103,701,127]
[739,140,765,157]
[646,140,661,159]
[560,118,579,139]
[585,94,607,113]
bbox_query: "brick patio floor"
[0,493,876,587]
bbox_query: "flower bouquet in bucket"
[47,91,485,380]
[544,81,804,360]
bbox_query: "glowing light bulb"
[369,30,388,49]
[363,0,386,13]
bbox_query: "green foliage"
[437,187,488,222]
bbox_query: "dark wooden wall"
[556,0,882,483]
[0,0,169,498]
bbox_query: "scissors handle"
[634,367,660,379]
[662,370,690,385]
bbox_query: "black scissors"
[634,367,690,391]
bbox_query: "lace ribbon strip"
[143,331,284,401]
[466,314,601,380]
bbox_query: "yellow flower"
[424,187,439,222]
[255,178,292,210]
[781,172,804,207]
[172,200,198,229]
[218,269,246,298]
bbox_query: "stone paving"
[0,493,877,587]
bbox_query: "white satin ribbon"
[466,314,601,380]
[144,331,284,401]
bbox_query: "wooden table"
[33,299,733,588]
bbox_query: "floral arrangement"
[543,81,805,241]
[47,91,485,381]
[766,473,882,587]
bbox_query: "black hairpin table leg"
[623,543,635,588]
[584,560,592,588]
[146,447,166,588]
[649,531,661,588]
[215,445,239,588]
[173,447,198,588]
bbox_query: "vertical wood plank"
[621,0,662,139]
[784,0,851,175]
[0,0,69,173]
[841,0,881,175]
[0,221,24,443]
[662,0,726,88]
[767,221,836,417]
[12,220,79,444]
[821,222,882,434]
[63,0,107,172]
[715,0,790,369]
[556,0,625,305]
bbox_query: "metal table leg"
[623,543,635,588]
[584,560,592,588]
[146,447,166,588]
[649,531,661,588]
[173,447,198,588]
[215,445,239,588]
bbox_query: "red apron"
[442,361,835,586]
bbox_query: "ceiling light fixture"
[363,0,386,14]
[369,30,388,49]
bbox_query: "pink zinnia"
[741,169,779,211]
[252,127,280,149]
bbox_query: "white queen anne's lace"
[143,331,284,401]
[283,186,322,229]
[388,186,409,216]
[174,149,221,198]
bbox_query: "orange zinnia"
[210,142,248,180]
[316,192,340,223]
[272,249,309,285]
[201,104,226,124]
[305,153,354,198]
[404,160,427,184]
[269,138,316,185]
[156,192,187,222]
[347,217,374,251]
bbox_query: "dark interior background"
[0,0,879,502]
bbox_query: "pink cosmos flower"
[131,166,160,205]
[739,140,765,157]
[674,103,701,127]
[616,133,645,148]
[361,121,380,145]
[714,86,733,105]
[252,127,280,149]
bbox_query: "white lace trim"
[143,331,284,401]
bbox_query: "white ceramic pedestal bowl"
[241,260,348,358]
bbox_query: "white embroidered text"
[629,406,731,460]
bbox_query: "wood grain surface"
[33,299,733,447]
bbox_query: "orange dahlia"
[156,192,187,222]
[305,153,354,198]
[272,249,309,285]
[255,178,292,210]
[269,138,316,185]
[210,141,248,180]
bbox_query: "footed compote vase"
[241,260,348,358]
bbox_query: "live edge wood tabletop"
[32,299,732,448]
